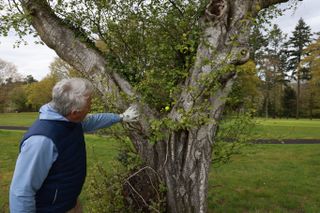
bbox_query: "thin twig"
[168,0,184,16]
[124,166,162,213]
[11,0,24,14]
[126,166,161,181]
[124,179,149,206]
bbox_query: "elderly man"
[9,78,139,213]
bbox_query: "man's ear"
[66,110,79,121]
[70,110,78,116]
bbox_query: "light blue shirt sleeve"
[82,113,122,132]
[9,136,58,213]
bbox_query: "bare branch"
[168,0,184,16]
[11,0,24,14]
[258,0,291,10]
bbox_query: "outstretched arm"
[82,106,140,132]
[82,113,122,132]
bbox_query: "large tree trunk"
[162,85,233,213]
[19,0,290,212]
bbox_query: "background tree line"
[0,57,74,113]
[0,19,320,118]
[1,18,319,120]
[226,18,320,119]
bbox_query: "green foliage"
[249,4,314,119]
[85,135,166,212]
[1,1,314,119]
[9,85,29,112]
[0,1,36,46]
[0,81,31,112]
[249,25,268,61]
[85,113,166,212]
[24,75,37,84]
[261,24,289,118]
[301,35,320,118]
[304,35,320,80]
[1,56,82,113]
[282,86,297,118]
[212,113,256,167]
[90,95,106,114]
[85,161,127,212]
[225,60,262,113]
[26,75,58,111]
[48,0,206,110]
[249,16,316,119]
[135,68,185,111]
[286,18,313,118]
[254,5,283,28]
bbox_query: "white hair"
[50,78,94,116]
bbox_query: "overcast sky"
[0,0,319,81]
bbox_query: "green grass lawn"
[208,144,320,212]
[0,112,38,127]
[1,130,320,212]
[0,130,120,212]
[0,130,24,211]
[2,113,320,139]
[253,118,320,139]
[1,114,320,211]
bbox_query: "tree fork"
[18,0,292,212]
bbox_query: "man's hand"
[120,105,139,122]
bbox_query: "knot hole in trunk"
[205,0,228,21]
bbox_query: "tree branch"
[168,0,184,16]
[11,0,24,14]
[18,0,159,164]
[18,0,135,108]
[258,0,291,10]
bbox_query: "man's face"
[68,96,92,122]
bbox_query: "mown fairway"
[2,113,320,139]
[0,112,38,127]
[253,118,320,139]
[1,129,320,212]
[1,114,320,212]
[208,144,320,212]
[0,130,24,211]
[0,129,120,212]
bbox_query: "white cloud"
[0,33,57,81]
[273,0,320,35]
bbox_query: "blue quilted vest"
[20,119,86,213]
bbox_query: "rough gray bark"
[19,0,290,212]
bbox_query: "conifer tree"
[287,18,312,119]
